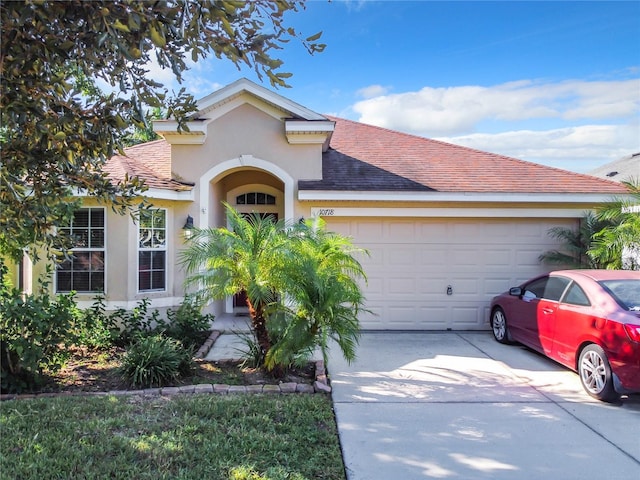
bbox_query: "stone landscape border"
[1,330,331,401]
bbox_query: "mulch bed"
[7,342,316,396]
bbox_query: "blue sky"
[153,1,640,173]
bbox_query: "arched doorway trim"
[198,155,294,229]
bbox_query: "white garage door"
[324,217,576,330]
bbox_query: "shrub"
[108,298,162,346]
[118,334,193,388]
[75,294,119,349]
[0,263,81,393]
[163,296,214,351]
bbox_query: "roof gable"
[153,78,334,146]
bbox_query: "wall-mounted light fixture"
[182,215,194,239]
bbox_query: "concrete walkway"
[328,332,640,480]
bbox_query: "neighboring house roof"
[588,153,640,183]
[104,140,193,192]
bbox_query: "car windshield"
[599,279,640,311]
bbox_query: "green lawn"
[0,394,345,480]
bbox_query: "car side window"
[524,277,548,299]
[562,282,591,307]
[543,276,571,301]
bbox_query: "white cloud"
[356,84,391,99]
[351,78,640,172]
[353,78,640,136]
[436,123,640,173]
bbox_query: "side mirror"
[509,287,522,296]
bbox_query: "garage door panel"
[388,248,417,265]
[354,221,383,239]
[418,222,449,240]
[483,249,513,267]
[417,307,449,329]
[388,277,416,294]
[516,248,545,267]
[324,217,573,330]
[449,248,482,267]
[451,306,484,328]
[387,305,420,327]
[419,248,447,266]
[387,221,418,241]
[418,277,449,294]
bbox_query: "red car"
[490,270,640,402]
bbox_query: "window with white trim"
[236,192,276,205]
[138,209,166,292]
[56,208,105,292]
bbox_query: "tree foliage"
[1,0,323,261]
[588,180,640,270]
[538,211,613,269]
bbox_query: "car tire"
[578,344,620,403]
[491,308,511,344]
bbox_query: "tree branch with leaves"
[1,0,324,261]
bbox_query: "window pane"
[236,194,246,205]
[139,251,151,269]
[543,277,570,301]
[152,230,165,248]
[91,272,104,292]
[57,272,72,292]
[151,251,165,268]
[563,283,590,306]
[90,229,104,248]
[151,271,165,290]
[139,210,153,228]
[90,209,104,227]
[153,210,166,228]
[247,192,256,204]
[73,229,89,248]
[266,194,275,205]
[139,271,151,291]
[90,252,104,271]
[73,252,91,270]
[74,210,89,227]
[74,272,90,292]
[140,229,152,248]
[524,278,547,299]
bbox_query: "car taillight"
[623,323,640,343]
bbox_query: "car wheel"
[578,344,620,402]
[491,308,511,344]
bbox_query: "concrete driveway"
[327,332,640,480]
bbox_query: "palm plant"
[538,211,611,268]
[588,180,640,270]
[180,206,370,373]
[179,204,288,359]
[265,217,369,370]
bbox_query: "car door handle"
[542,308,554,315]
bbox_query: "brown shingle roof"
[104,140,193,191]
[106,118,627,196]
[299,117,628,194]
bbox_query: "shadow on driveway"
[328,332,640,480]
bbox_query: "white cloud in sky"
[352,78,640,172]
[356,84,391,99]
[436,123,639,172]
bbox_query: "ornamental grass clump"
[118,334,193,388]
